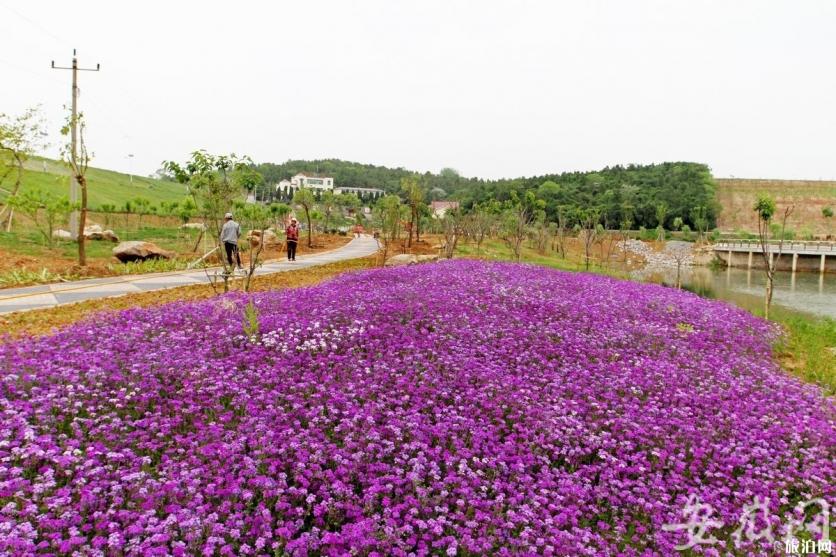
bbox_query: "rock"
[385,254,418,267]
[102,230,120,243]
[84,224,104,240]
[52,229,73,240]
[247,229,280,247]
[385,254,441,267]
[180,222,206,230]
[112,241,173,263]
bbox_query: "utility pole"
[127,153,134,184]
[51,50,99,239]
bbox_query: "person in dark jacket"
[285,217,299,261]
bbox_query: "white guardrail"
[714,240,836,253]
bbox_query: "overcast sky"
[2,0,835,181]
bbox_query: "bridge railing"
[714,239,836,253]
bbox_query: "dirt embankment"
[715,179,836,237]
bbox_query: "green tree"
[690,205,710,243]
[269,202,291,231]
[655,202,668,241]
[500,191,544,262]
[292,188,316,248]
[320,190,338,232]
[0,106,47,231]
[672,216,684,231]
[753,194,794,319]
[164,151,252,282]
[233,165,265,197]
[823,206,834,219]
[8,189,76,247]
[237,202,272,291]
[400,176,425,247]
[60,111,92,266]
[373,194,403,262]
[132,197,151,229]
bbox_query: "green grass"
[0,225,202,261]
[455,238,631,278]
[0,156,188,210]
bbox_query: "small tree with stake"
[8,189,76,247]
[0,106,48,231]
[60,112,91,266]
[753,194,794,319]
[164,151,252,293]
[373,194,402,264]
[237,202,271,292]
[292,188,316,248]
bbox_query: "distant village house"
[275,173,384,200]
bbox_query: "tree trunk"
[0,154,24,229]
[416,210,421,243]
[305,208,312,248]
[77,174,88,266]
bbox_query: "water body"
[679,267,835,319]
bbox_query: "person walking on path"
[285,217,300,261]
[220,212,242,270]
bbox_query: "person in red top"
[285,217,300,261]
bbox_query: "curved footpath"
[0,235,379,315]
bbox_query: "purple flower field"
[0,260,833,556]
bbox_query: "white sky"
[2,0,835,181]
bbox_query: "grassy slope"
[0,157,188,209]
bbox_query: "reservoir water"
[679,267,835,319]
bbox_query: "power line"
[0,2,73,48]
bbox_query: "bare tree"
[667,243,692,289]
[441,209,465,259]
[500,191,542,262]
[466,202,496,254]
[401,176,424,247]
[553,206,568,259]
[579,208,601,271]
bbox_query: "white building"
[334,186,385,199]
[277,172,334,195]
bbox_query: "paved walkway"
[0,236,379,315]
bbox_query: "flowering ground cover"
[0,260,833,555]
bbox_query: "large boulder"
[112,241,173,263]
[102,230,120,243]
[385,254,419,267]
[247,229,281,248]
[180,222,206,231]
[52,229,73,240]
[385,254,442,267]
[83,224,104,240]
